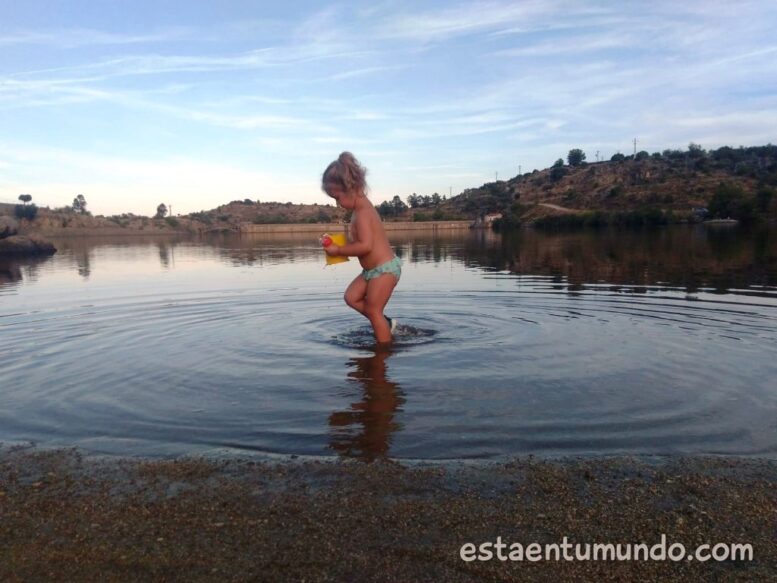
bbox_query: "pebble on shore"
[1,445,775,582]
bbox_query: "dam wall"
[239,221,472,234]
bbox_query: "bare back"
[349,199,395,270]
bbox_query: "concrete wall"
[240,220,471,234]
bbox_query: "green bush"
[756,187,774,213]
[550,165,567,182]
[708,182,755,221]
[252,214,290,224]
[567,149,586,166]
[190,212,213,225]
[14,204,38,220]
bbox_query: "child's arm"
[326,213,372,257]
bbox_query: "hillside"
[441,144,777,227]
[3,143,775,234]
[0,200,349,236]
[191,200,347,226]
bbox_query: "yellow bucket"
[323,232,349,266]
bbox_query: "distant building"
[470,212,503,228]
[484,213,503,224]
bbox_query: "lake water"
[2,225,777,461]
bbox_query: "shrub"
[14,204,38,220]
[756,187,774,213]
[252,214,290,224]
[550,165,567,182]
[708,182,754,220]
[567,149,586,166]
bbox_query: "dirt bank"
[1,445,774,582]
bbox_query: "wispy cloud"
[0,26,193,48]
[377,0,558,42]
[1,0,775,213]
[491,32,633,57]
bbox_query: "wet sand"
[1,444,775,582]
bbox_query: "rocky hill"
[191,199,347,226]
[3,143,775,233]
[442,144,777,227]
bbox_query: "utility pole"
[595,151,600,162]
[633,138,637,156]
[449,186,452,198]
[495,171,498,181]
[518,164,522,176]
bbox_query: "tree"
[756,187,774,213]
[155,203,168,219]
[407,193,420,208]
[708,182,754,221]
[611,153,626,162]
[431,192,442,205]
[377,201,393,218]
[550,159,567,182]
[18,194,32,206]
[567,149,586,166]
[72,194,87,214]
[635,150,650,161]
[391,195,408,215]
[14,203,38,220]
[688,142,705,159]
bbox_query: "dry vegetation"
[4,144,776,234]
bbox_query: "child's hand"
[324,244,340,256]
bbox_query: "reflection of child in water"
[322,152,401,344]
[329,348,404,461]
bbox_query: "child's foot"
[385,315,398,334]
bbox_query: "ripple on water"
[1,280,777,459]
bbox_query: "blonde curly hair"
[321,152,368,196]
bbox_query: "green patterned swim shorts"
[362,255,402,281]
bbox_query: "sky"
[1,1,776,216]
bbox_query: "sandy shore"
[1,445,775,582]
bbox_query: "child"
[322,152,401,344]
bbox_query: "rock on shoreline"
[0,235,57,256]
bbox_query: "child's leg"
[344,274,368,315]
[364,274,398,344]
